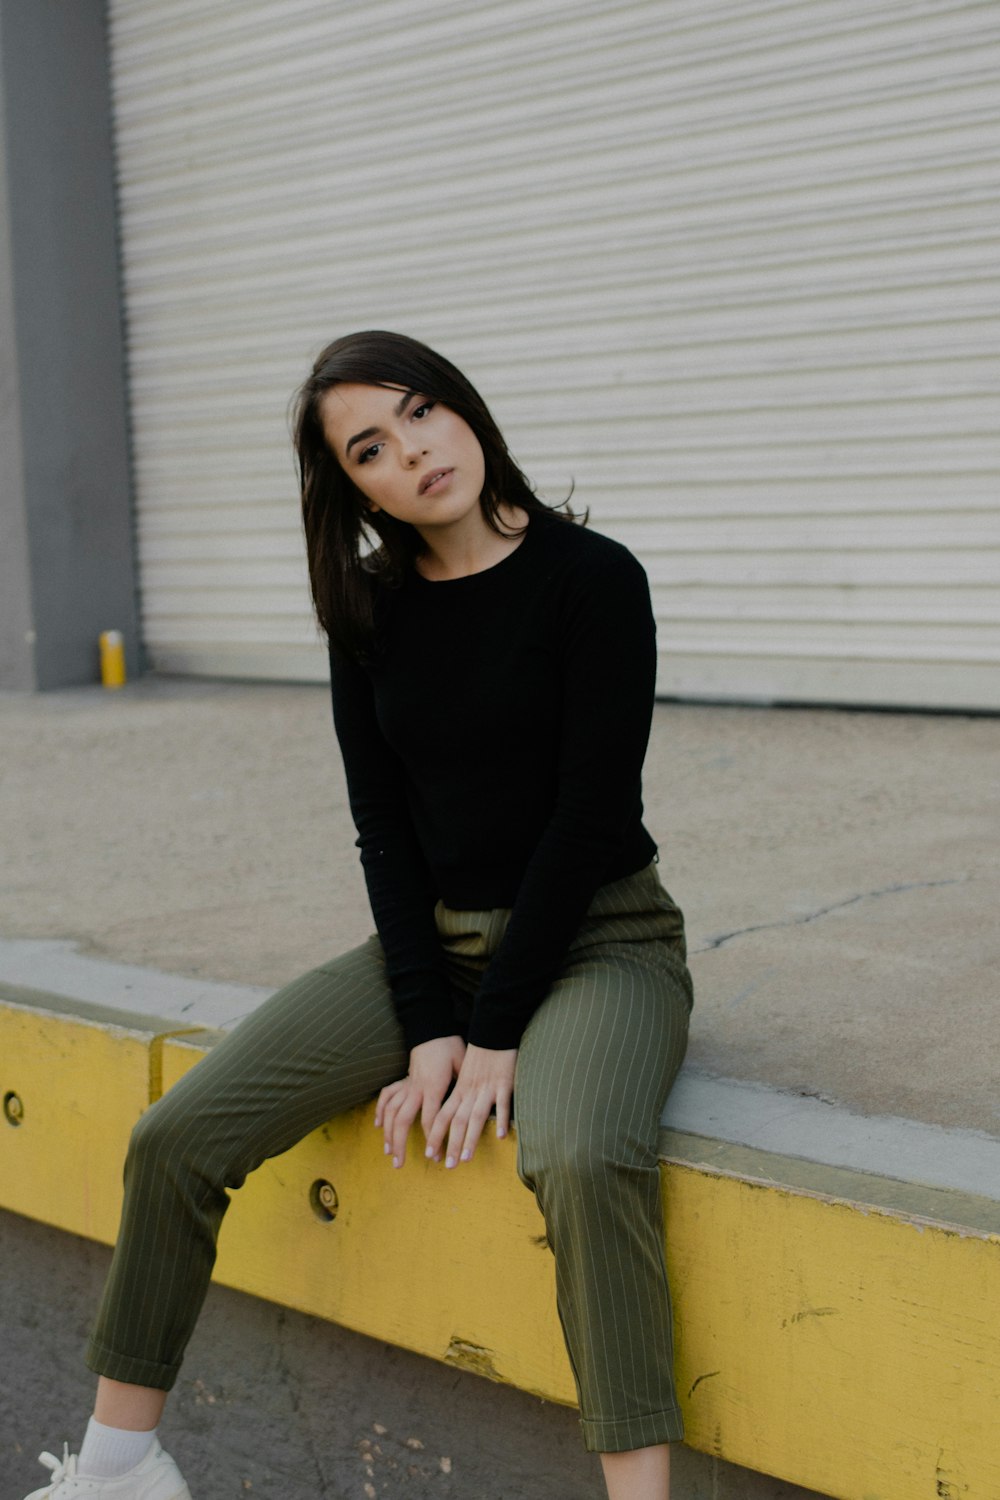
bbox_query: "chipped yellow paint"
[443,1337,503,1381]
[3,995,1000,1500]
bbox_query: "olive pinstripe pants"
[86,862,693,1452]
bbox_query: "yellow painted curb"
[0,997,150,1243]
[3,993,1000,1499]
[665,1161,1000,1499]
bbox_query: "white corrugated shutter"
[108,0,1000,709]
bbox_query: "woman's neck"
[414,504,528,581]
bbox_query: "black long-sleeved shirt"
[329,507,658,1051]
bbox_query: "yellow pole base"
[99,630,126,688]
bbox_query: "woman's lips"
[419,467,453,496]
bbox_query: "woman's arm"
[466,540,658,1051]
[329,644,458,1049]
[332,646,474,1165]
[426,538,658,1170]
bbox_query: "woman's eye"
[358,443,382,464]
[412,400,436,420]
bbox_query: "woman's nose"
[401,435,428,466]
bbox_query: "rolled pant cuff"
[85,1337,180,1392]
[579,1404,685,1453]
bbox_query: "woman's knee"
[125,1088,207,1184]
[518,1118,653,1196]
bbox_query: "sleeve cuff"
[467,1006,533,1052]
[399,998,462,1051]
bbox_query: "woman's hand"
[424,1043,517,1168]
[375,1035,466,1167]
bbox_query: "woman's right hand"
[374,1035,466,1167]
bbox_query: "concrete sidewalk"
[3,675,999,1500]
[2,675,997,1142]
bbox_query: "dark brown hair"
[293,330,577,660]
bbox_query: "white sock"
[77,1417,157,1478]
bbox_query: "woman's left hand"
[424,1043,517,1168]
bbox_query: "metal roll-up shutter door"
[108,0,1000,709]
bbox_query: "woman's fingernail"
[383,1143,391,1155]
[392,1156,400,1168]
[445,1156,456,1169]
[460,1150,471,1161]
[424,1146,433,1158]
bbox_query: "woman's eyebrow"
[345,425,378,457]
[344,390,417,457]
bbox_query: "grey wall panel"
[0,12,34,692]
[108,0,1000,707]
[0,0,140,690]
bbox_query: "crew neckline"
[411,513,535,587]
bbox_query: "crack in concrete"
[695,877,966,953]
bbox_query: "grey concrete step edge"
[2,936,998,1215]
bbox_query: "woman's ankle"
[599,1442,670,1500]
[93,1375,167,1432]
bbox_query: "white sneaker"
[22,1440,191,1499]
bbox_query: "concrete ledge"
[3,986,999,1499]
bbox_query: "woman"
[24,331,693,1500]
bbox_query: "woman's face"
[319,382,486,533]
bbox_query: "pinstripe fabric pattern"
[86,863,691,1453]
[445,861,692,1451]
